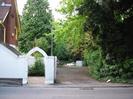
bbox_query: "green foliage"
[54,0,87,60]
[54,41,70,60]
[53,15,86,60]
[84,48,133,81]
[53,21,70,60]
[83,47,103,78]
[79,0,133,62]
[99,59,133,82]
[31,52,43,57]
[79,0,133,82]
[18,0,52,53]
[35,37,50,53]
[53,0,86,60]
[28,58,44,76]
[59,0,84,16]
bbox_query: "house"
[0,0,27,85]
[0,0,20,48]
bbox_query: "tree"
[53,15,86,60]
[79,0,133,62]
[18,0,52,53]
[79,0,133,80]
[53,0,86,60]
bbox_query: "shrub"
[99,59,133,80]
[84,48,133,82]
[28,58,44,76]
[83,48,103,78]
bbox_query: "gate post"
[54,56,57,79]
[44,56,56,84]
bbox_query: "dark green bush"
[28,58,44,76]
[84,48,133,82]
[99,59,133,80]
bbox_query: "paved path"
[0,87,133,99]
[28,77,45,86]
[56,67,101,85]
[28,67,99,86]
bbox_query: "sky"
[17,0,64,20]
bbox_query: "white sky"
[17,0,64,20]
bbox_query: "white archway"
[26,47,48,58]
[26,47,57,84]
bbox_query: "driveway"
[28,67,99,86]
[56,67,101,85]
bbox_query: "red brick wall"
[4,0,17,45]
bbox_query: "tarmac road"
[0,86,133,99]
